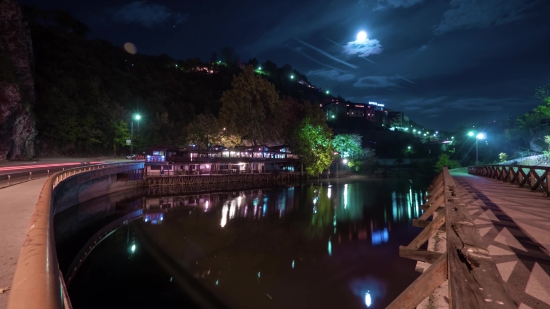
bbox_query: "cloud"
[418,45,427,51]
[434,0,538,35]
[343,38,383,58]
[111,1,188,27]
[295,38,359,69]
[401,96,448,111]
[353,76,400,88]
[372,0,425,11]
[307,69,355,82]
[288,47,345,72]
[443,97,523,111]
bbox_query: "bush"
[499,152,508,162]
[434,154,461,172]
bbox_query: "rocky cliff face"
[0,0,36,160]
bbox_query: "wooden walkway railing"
[469,165,550,195]
[387,167,516,309]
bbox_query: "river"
[55,177,430,309]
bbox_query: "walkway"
[0,178,48,309]
[452,171,550,309]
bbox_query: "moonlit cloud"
[343,38,383,58]
[295,38,359,69]
[308,69,355,82]
[111,1,188,27]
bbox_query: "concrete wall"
[52,164,144,215]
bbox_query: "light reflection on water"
[67,178,429,309]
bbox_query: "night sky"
[20,0,550,131]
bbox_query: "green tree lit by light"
[290,102,333,176]
[332,134,376,171]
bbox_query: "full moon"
[357,31,367,41]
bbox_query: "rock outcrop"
[0,0,36,160]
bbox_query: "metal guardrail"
[387,167,516,309]
[469,164,550,195]
[6,162,143,309]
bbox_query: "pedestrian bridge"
[389,165,550,309]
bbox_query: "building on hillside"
[322,101,388,126]
[388,111,409,129]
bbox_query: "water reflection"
[67,178,429,309]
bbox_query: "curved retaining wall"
[6,162,144,309]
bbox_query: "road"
[0,158,126,188]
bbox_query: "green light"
[326,90,330,94]
[290,75,294,79]
[134,114,141,120]
[331,115,335,119]
[468,131,474,137]
[408,146,411,150]
[258,66,261,70]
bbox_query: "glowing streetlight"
[342,158,348,164]
[290,75,294,79]
[326,90,330,94]
[468,131,486,166]
[258,66,262,70]
[131,113,141,155]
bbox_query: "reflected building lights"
[205,200,209,212]
[327,187,332,198]
[344,184,348,209]
[220,204,228,227]
[292,260,295,269]
[229,201,236,220]
[328,237,332,256]
[365,291,372,307]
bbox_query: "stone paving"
[0,178,48,309]
[452,171,550,309]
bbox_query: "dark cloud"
[353,76,402,88]
[434,0,539,35]
[111,1,188,27]
[371,0,425,11]
[307,69,355,82]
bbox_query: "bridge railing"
[387,167,516,309]
[469,164,550,195]
[7,162,143,309]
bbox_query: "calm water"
[58,177,430,309]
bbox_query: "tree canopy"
[290,102,334,176]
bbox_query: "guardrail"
[469,165,550,195]
[387,167,515,309]
[7,162,143,309]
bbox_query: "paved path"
[452,171,550,309]
[0,178,48,309]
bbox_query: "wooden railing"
[7,162,144,309]
[387,167,516,309]
[469,165,550,195]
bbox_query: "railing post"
[7,175,10,186]
[29,172,32,180]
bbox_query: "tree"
[112,120,130,155]
[186,114,222,149]
[290,102,334,176]
[221,47,236,65]
[434,153,461,172]
[332,134,363,169]
[219,65,283,145]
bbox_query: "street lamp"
[468,131,486,166]
[131,113,141,155]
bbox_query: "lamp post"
[468,131,486,166]
[131,113,141,154]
